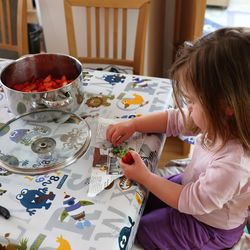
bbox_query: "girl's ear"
[225,106,234,116]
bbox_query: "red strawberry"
[121,151,134,165]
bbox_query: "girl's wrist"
[131,119,138,133]
[138,168,153,184]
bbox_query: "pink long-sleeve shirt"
[166,109,250,230]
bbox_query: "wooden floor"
[158,136,191,168]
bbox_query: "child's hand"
[119,151,150,184]
[106,120,136,146]
[121,151,135,165]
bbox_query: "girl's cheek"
[187,104,193,112]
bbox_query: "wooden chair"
[63,0,151,75]
[0,0,28,59]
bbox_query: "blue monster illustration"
[118,216,135,250]
[103,74,126,85]
[9,129,30,143]
[16,187,55,215]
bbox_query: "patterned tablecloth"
[0,60,173,250]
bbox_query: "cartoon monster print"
[121,94,148,109]
[60,192,94,229]
[119,176,133,190]
[131,77,150,88]
[102,74,126,85]
[118,216,135,250]
[9,125,51,145]
[0,167,11,176]
[0,183,6,196]
[9,129,30,143]
[0,151,19,167]
[16,187,55,215]
[56,235,71,250]
[82,71,93,82]
[135,189,145,206]
[0,233,28,249]
[60,128,87,150]
[85,95,114,108]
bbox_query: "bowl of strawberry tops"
[0,53,84,115]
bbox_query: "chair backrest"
[63,0,151,75]
[0,0,28,59]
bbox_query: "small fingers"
[106,126,126,146]
[106,125,118,143]
[129,150,140,161]
[112,133,129,146]
[106,125,113,141]
[106,123,133,146]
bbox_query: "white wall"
[36,0,68,54]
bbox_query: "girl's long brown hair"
[170,27,250,150]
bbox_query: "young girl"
[106,27,250,249]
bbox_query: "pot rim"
[0,53,83,94]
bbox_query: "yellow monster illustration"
[56,235,71,250]
[122,94,145,108]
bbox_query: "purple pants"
[136,174,245,250]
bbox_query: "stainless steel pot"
[0,53,84,115]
